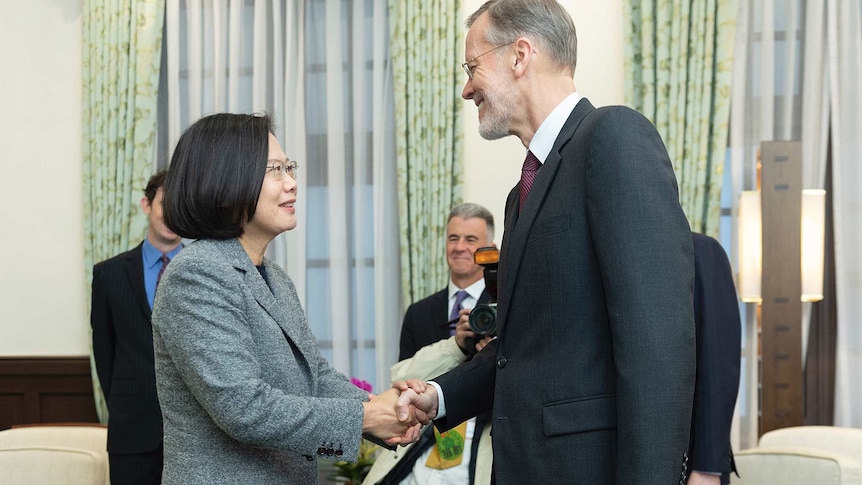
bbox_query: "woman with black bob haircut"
[153,113,418,484]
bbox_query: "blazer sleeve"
[432,339,497,431]
[584,107,696,481]
[153,257,365,459]
[691,233,741,473]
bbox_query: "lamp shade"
[738,190,762,303]
[801,189,826,302]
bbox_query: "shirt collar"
[528,92,583,163]
[142,238,182,268]
[448,278,487,301]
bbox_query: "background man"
[91,170,183,485]
[364,203,496,484]
[396,1,696,483]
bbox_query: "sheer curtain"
[159,0,401,391]
[828,0,862,428]
[728,0,862,443]
[729,0,821,449]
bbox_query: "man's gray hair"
[448,203,495,243]
[467,0,577,77]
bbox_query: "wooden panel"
[760,140,804,435]
[0,357,99,430]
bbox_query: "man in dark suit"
[399,202,495,361]
[396,1,696,483]
[91,170,182,485]
[689,233,741,485]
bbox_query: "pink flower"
[350,377,373,393]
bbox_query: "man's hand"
[362,388,422,445]
[454,308,493,354]
[453,308,476,353]
[393,379,439,425]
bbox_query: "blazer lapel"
[221,240,316,370]
[124,243,151,317]
[496,98,595,335]
[434,289,453,338]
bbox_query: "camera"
[468,246,499,335]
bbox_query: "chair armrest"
[734,446,862,485]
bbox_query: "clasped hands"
[361,380,440,446]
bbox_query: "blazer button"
[497,356,508,368]
[304,455,315,461]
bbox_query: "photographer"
[397,203,497,360]
[365,203,495,484]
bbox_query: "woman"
[153,113,415,484]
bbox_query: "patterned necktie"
[448,290,469,335]
[519,150,541,212]
[156,254,170,290]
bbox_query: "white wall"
[0,0,86,356]
[0,0,623,356]
[462,0,625,245]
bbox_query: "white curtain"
[829,0,862,428]
[159,0,402,391]
[730,0,862,444]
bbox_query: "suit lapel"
[496,99,595,335]
[124,243,151,317]
[221,240,316,370]
[433,289,452,339]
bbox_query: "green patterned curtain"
[622,0,737,236]
[82,0,165,422]
[388,0,464,304]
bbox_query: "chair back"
[0,425,109,485]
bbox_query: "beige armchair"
[734,426,862,485]
[759,426,862,463]
[734,447,861,485]
[0,424,109,485]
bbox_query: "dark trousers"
[109,445,163,485]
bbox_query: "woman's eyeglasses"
[265,159,300,180]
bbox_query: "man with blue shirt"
[91,170,182,485]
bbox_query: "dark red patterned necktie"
[519,150,541,211]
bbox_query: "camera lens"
[468,304,497,335]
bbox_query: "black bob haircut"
[162,113,273,240]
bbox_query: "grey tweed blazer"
[153,238,367,484]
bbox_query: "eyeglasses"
[265,159,300,180]
[461,42,514,80]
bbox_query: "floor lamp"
[737,140,825,436]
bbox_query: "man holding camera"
[363,203,495,484]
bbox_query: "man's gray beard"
[479,115,511,140]
[477,86,516,140]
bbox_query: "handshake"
[361,379,441,446]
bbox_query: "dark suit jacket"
[399,287,491,361]
[690,233,741,483]
[91,242,163,454]
[433,99,696,484]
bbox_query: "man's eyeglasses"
[265,159,300,180]
[461,42,514,80]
